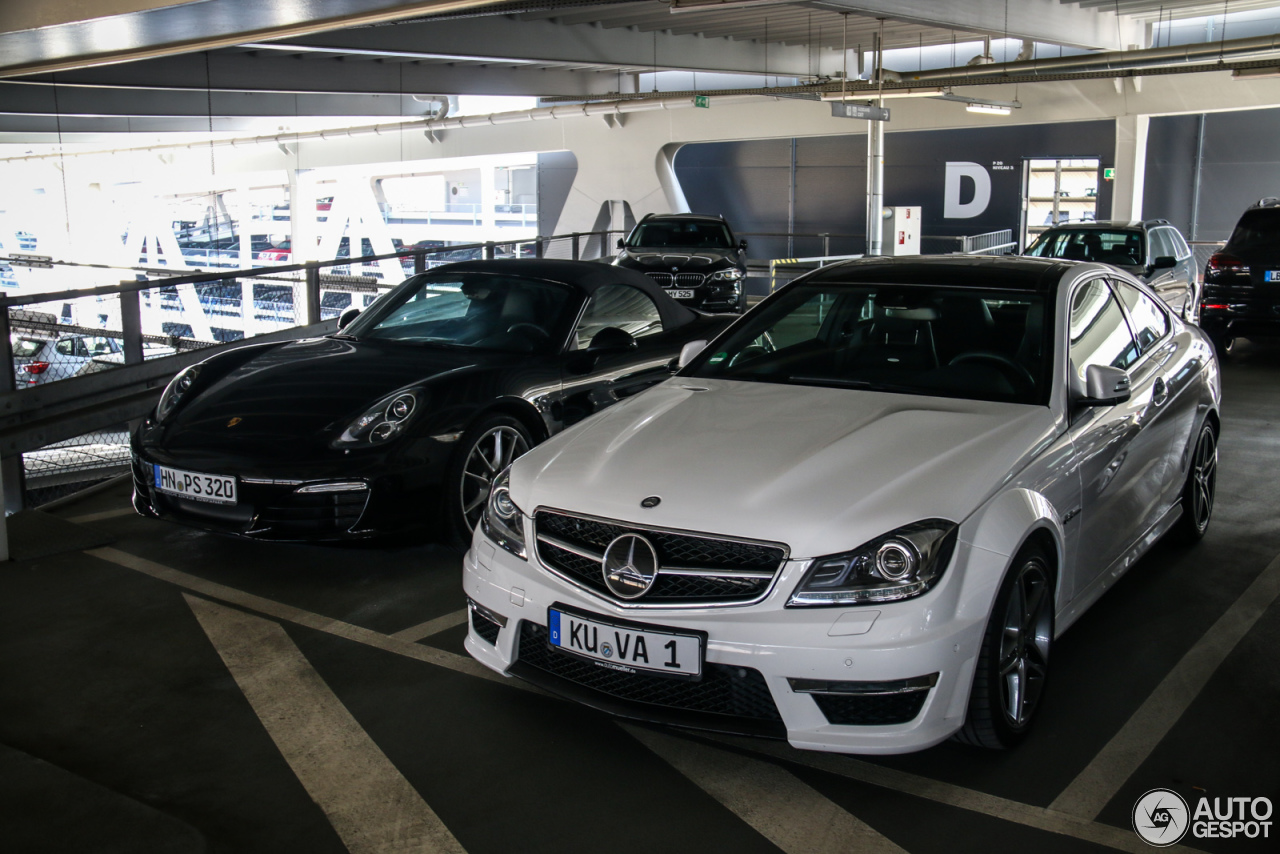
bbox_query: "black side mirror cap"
[587,326,637,353]
[739,239,749,251]
[337,308,361,329]
[1150,255,1177,271]
[617,238,626,250]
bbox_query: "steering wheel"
[506,322,550,345]
[949,351,1035,391]
[729,344,771,367]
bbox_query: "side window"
[1166,228,1191,259]
[574,285,664,349]
[1148,228,1175,262]
[55,339,76,357]
[1112,280,1169,352]
[1069,279,1140,383]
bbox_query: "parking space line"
[707,734,1209,854]
[1051,551,1280,820]
[85,546,520,690]
[623,724,908,854]
[390,609,469,642]
[186,595,467,854]
[66,508,137,524]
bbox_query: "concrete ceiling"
[3,0,1280,135]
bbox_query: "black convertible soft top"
[429,258,699,330]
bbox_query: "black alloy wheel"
[1173,421,1217,544]
[956,544,1054,750]
[448,414,532,545]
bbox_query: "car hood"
[160,337,508,456]
[511,378,1060,559]
[617,248,740,271]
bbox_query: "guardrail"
[962,230,1016,256]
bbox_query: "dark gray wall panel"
[1143,115,1198,237]
[1198,107,1280,240]
[537,151,577,238]
[675,120,1116,255]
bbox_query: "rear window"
[12,338,44,358]
[1226,208,1280,253]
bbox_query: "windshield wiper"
[787,376,921,394]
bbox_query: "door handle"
[1152,376,1168,406]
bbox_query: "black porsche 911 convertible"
[131,259,736,543]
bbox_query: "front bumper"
[462,526,996,755]
[131,442,446,541]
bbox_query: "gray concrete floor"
[1,343,1278,854]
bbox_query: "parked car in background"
[131,260,736,544]
[1201,197,1280,357]
[12,333,123,387]
[615,213,749,314]
[256,240,291,263]
[1024,220,1198,321]
[464,255,1220,754]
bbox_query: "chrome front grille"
[644,272,706,289]
[533,509,788,607]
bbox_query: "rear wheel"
[1172,420,1217,544]
[447,414,532,546]
[1211,332,1236,359]
[955,544,1054,750]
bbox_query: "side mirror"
[1150,255,1177,271]
[1078,364,1131,406]
[616,238,626,250]
[338,308,361,329]
[677,339,708,369]
[738,239,748,252]
[587,326,637,353]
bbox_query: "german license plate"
[667,289,694,299]
[154,464,237,505]
[548,605,704,679]
[1265,271,1280,282]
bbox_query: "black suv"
[1025,219,1199,321]
[614,214,748,313]
[1202,198,1280,356]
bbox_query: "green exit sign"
[1103,167,1116,180]
[694,95,710,108]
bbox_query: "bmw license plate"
[548,605,704,680]
[667,289,695,299]
[1265,271,1280,282]
[153,464,238,505]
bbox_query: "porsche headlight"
[156,365,201,422]
[787,520,957,607]
[333,389,422,448]
[480,465,526,559]
[711,268,744,282]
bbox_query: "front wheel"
[447,414,532,546]
[1171,421,1217,545]
[955,545,1054,750]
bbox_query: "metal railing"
[962,230,1017,256]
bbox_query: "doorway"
[1021,158,1101,249]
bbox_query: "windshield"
[627,220,734,250]
[1226,208,1280,253]
[1026,229,1143,266]
[342,272,576,354]
[686,282,1051,405]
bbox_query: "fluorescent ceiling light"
[966,103,1012,115]
[820,88,946,101]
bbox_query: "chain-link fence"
[22,427,132,506]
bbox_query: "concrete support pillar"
[866,117,885,256]
[1112,114,1150,222]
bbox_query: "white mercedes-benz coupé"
[462,255,1220,754]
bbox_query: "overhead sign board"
[830,102,890,122]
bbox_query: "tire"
[446,414,533,547]
[955,544,1054,750]
[1211,333,1235,360]
[736,291,748,314]
[1171,420,1217,545]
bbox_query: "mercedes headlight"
[787,520,957,606]
[481,465,526,558]
[156,364,201,422]
[333,389,423,448]
[711,268,745,282]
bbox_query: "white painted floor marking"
[66,508,137,524]
[187,594,467,854]
[390,609,469,642]
[1051,552,1280,820]
[625,724,908,854]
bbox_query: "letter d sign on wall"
[944,162,991,219]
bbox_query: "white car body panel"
[462,259,1221,754]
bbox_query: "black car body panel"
[132,260,734,542]
[614,214,749,313]
[1201,200,1280,352]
